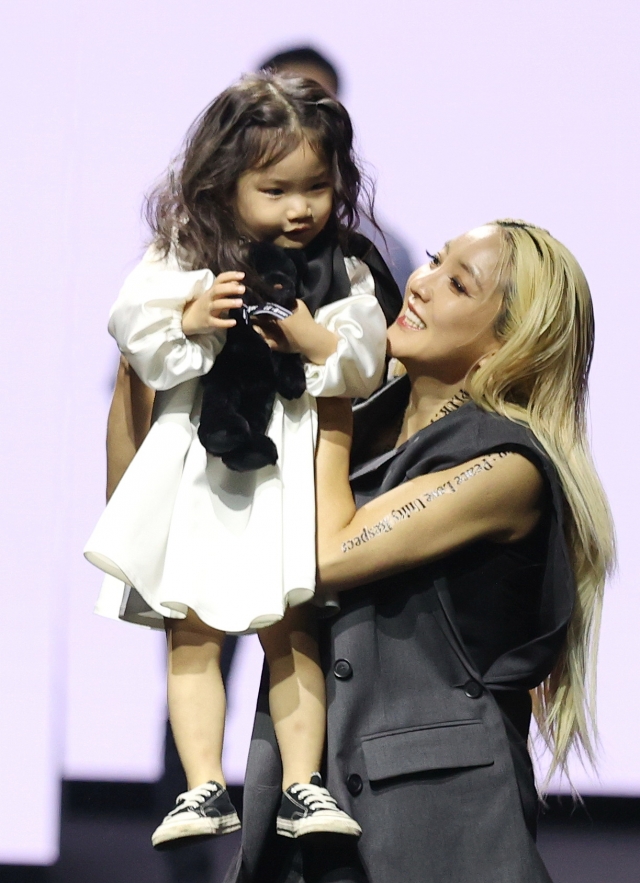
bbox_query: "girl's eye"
[263,188,283,196]
[450,277,467,295]
[310,182,330,191]
[425,249,441,268]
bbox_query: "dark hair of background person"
[259,45,341,95]
[146,72,376,294]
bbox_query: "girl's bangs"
[246,125,326,171]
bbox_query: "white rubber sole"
[276,813,362,839]
[152,812,241,848]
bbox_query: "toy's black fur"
[198,243,307,472]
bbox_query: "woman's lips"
[397,304,426,330]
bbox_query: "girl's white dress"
[84,246,387,634]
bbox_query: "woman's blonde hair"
[467,220,615,782]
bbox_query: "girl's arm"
[264,295,387,397]
[315,398,544,593]
[109,247,237,391]
[259,299,340,365]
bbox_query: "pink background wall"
[1,0,638,863]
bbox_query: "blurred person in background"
[259,46,416,293]
[258,46,340,96]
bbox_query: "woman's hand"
[255,300,339,364]
[181,271,245,336]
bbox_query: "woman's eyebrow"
[458,260,483,290]
[443,242,483,290]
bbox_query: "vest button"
[346,773,363,796]
[333,659,353,680]
[463,679,483,699]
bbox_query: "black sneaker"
[276,773,362,839]
[151,781,240,849]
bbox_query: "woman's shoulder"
[436,401,548,462]
[352,377,556,490]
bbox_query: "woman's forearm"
[106,357,154,501]
[315,398,357,562]
[316,435,543,593]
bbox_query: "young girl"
[84,72,401,849]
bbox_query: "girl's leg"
[166,609,227,789]
[259,605,326,790]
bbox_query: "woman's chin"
[387,324,423,361]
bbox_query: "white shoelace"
[169,782,220,814]
[289,783,340,812]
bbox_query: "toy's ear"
[249,242,295,277]
[248,242,299,305]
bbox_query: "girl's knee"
[260,609,321,668]
[166,609,226,647]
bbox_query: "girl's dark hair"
[146,71,376,280]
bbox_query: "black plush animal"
[197,243,307,472]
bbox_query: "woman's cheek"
[386,323,399,352]
[386,323,407,358]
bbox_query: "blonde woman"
[228,220,614,883]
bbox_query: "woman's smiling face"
[388,225,505,381]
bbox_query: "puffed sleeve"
[304,257,387,398]
[108,246,226,390]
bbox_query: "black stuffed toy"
[197,242,308,472]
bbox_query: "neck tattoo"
[428,389,470,425]
[395,388,470,450]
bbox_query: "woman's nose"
[407,265,432,302]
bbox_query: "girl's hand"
[182,271,245,336]
[255,300,339,364]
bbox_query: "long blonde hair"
[467,220,615,780]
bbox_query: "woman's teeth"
[403,305,426,330]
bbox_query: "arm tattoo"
[341,451,511,553]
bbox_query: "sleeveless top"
[349,373,574,698]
